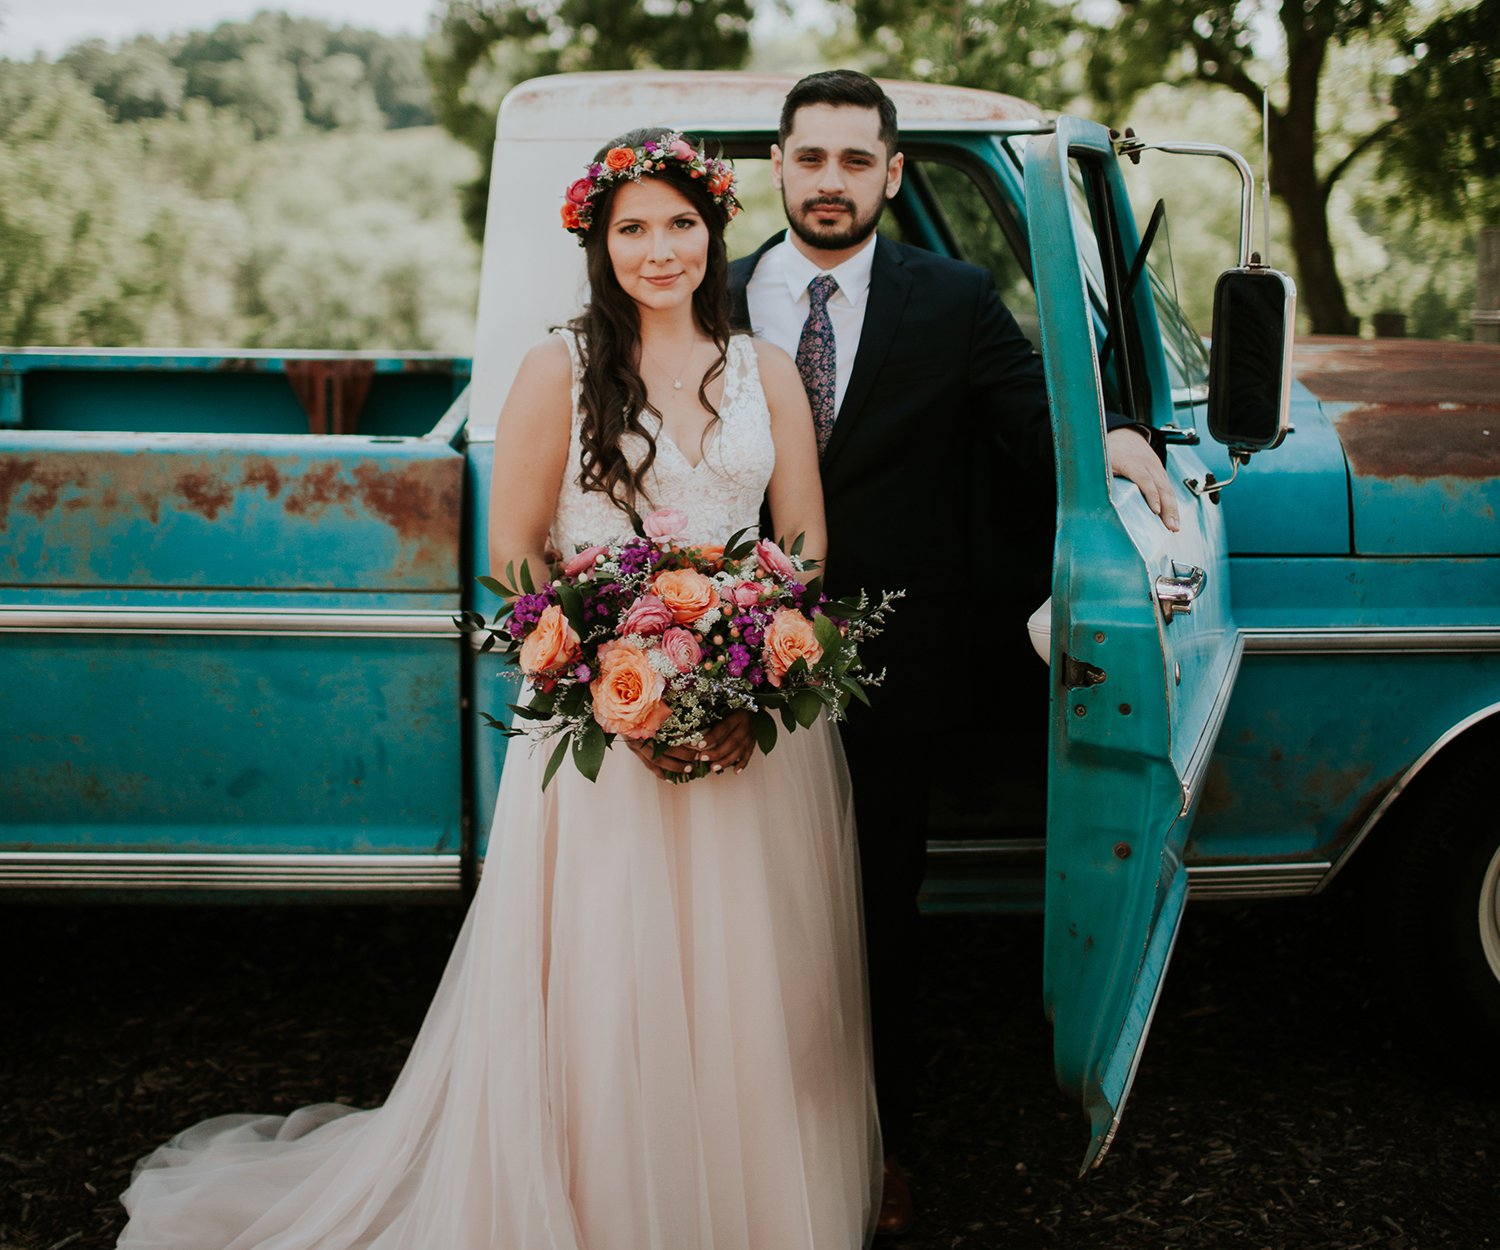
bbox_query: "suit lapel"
[729,233,785,332]
[821,238,911,471]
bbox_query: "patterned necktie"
[795,273,839,456]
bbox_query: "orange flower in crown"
[560,132,740,245]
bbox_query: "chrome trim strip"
[1177,633,1245,818]
[0,851,462,891]
[1242,627,1500,654]
[0,606,459,638]
[926,838,1046,857]
[1319,700,1500,890]
[1187,861,1331,898]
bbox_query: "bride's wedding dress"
[118,331,882,1250]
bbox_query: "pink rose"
[667,138,696,162]
[565,177,594,206]
[659,627,702,673]
[755,539,797,580]
[729,581,762,609]
[642,507,690,545]
[618,594,674,636]
[564,544,608,577]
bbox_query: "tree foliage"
[1081,0,1495,334]
[0,57,477,351]
[58,13,435,134]
[1383,0,1500,218]
[830,0,1081,104]
[427,0,755,240]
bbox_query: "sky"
[0,0,440,59]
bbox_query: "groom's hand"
[1107,427,1181,532]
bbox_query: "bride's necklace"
[643,341,706,392]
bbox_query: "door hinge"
[1063,654,1107,689]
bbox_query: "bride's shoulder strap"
[551,327,585,423]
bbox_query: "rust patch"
[283,463,356,515]
[0,457,36,530]
[242,459,283,498]
[351,460,461,545]
[1333,404,1500,480]
[1295,336,1500,406]
[174,471,235,521]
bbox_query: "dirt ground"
[3,891,1497,1250]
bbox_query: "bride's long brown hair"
[568,127,734,516]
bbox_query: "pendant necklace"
[644,344,697,391]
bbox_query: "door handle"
[1154,563,1206,622]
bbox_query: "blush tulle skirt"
[117,717,882,1249]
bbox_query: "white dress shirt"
[743,231,879,417]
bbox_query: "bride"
[117,128,882,1249]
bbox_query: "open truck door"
[1024,117,1246,1172]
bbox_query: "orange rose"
[519,604,580,677]
[762,608,823,688]
[561,203,581,230]
[695,543,725,565]
[590,642,671,739]
[652,569,718,624]
[708,170,734,197]
[604,146,636,171]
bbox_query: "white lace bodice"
[549,330,776,555]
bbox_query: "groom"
[728,69,1176,1233]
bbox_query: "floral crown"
[561,132,740,244]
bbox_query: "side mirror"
[1207,267,1296,453]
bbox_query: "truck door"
[1024,117,1244,1171]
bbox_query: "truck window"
[895,153,1042,351]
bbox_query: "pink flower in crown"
[563,544,609,577]
[642,507,690,546]
[618,594,674,637]
[659,627,702,673]
[565,177,593,206]
[755,539,797,580]
[667,138,695,162]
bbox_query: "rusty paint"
[1295,336,1500,406]
[0,457,35,530]
[283,462,356,515]
[175,471,236,520]
[242,460,283,498]
[1334,405,1500,480]
[352,460,461,546]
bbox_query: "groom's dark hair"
[779,70,899,157]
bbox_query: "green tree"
[831,0,1081,103]
[427,0,755,240]
[1081,0,1496,335]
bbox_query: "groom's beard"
[783,191,885,253]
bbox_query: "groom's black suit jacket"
[729,233,1057,668]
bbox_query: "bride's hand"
[624,711,757,780]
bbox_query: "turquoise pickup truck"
[4,73,1498,1171]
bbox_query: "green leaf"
[508,702,549,722]
[476,575,509,598]
[555,580,586,637]
[789,531,805,557]
[790,688,823,728]
[812,612,841,656]
[518,558,536,596]
[530,687,557,717]
[573,720,607,782]
[779,705,797,733]
[541,735,571,791]
[841,676,872,707]
[751,709,778,756]
[479,634,497,654]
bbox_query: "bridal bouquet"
[457,509,901,788]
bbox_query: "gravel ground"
[4,891,1497,1250]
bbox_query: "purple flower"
[574,663,592,683]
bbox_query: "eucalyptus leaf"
[790,689,823,728]
[751,709,778,756]
[573,721,607,782]
[541,735,571,790]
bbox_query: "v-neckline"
[644,340,741,472]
